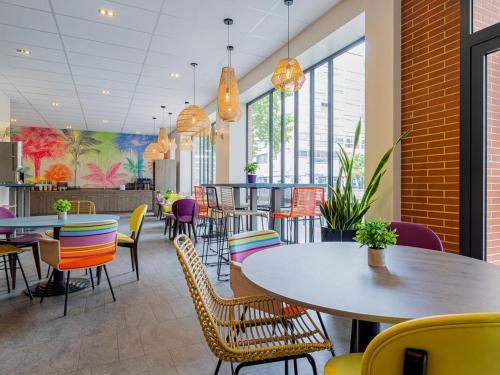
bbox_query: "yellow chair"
[117,204,147,280]
[324,313,500,375]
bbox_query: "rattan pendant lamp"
[168,112,177,153]
[217,18,241,122]
[180,136,194,152]
[157,105,169,154]
[271,0,305,92]
[177,63,210,134]
[144,117,163,160]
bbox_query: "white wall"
[0,91,10,206]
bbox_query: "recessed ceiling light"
[170,72,180,79]
[101,89,110,95]
[52,102,59,107]
[66,125,72,129]
[16,48,31,56]
[135,131,141,134]
[98,8,115,17]
[102,119,109,124]
[10,118,16,123]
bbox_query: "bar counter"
[30,189,154,215]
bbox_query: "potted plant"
[354,219,398,267]
[53,199,71,220]
[244,162,258,183]
[320,120,410,242]
[163,189,172,201]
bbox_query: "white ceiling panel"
[0,24,61,50]
[62,36,146,63]
[0,2,56,33]
[108,0,164,12]
[0,0,51,12]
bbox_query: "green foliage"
[354,219,398,249]
[124,157,145,178]
[320,119,410,230]
[244,162,258,174]
[163,190,172,200]
[53,199,71,213]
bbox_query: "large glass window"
[248,95,270,182]
[284,92,295,183]
[313,62,329,185]
[193,124,215,186]
[297,72,311,183]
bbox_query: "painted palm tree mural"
[61,129,101,187]
[12,128,66,179]
[114,134,155,179]
[81,162,127,188]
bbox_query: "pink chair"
[0,207,43,286]
[389,221,443,251]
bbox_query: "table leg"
[233,187,241,233]
[270,188,282,237]
[249,187,258,230]
[350,320,381,353]
[25,226,90,297]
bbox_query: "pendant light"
[271,0,305,92]
[168,112,177,153]
[177,63,210,134]
[217,18,241,122]
[180,136,194,152]
[157,105,169,153]
[144,117,163,160]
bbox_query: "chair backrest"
[228,230,282,263]
[155,193,164,205]
[389,221,443,251]
[220,187,236,211]
[129,204,148,238]
[172,199,198,220]
[59,220,118,259]
[205,186,220,210]
[360,313,500,375]
[193,186,207,207]
[68,200,96,214]
[0,207,16,235]
[290,187,325,217]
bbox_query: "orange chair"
[272,187,325,243]
[193,185,208,218]
[39,220,118,316]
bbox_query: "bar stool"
[201,186,225,266]
[193,186,208,236]
[271,187,324,243]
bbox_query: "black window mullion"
[309,69,315,183]
[269,92,273,183]
[294,91,299,184]
[281,91,285,183]
[327,58,334,195]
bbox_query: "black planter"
[321,227,357,242]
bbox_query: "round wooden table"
[241,242,500,351]
[0,214,120,297]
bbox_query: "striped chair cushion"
[228,230,282,263]
[59,221,118,259]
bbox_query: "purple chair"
[389,221,443,251]
[155,193,164,220]
[0,207,43,287]
[168,199,199,242]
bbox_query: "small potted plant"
[163,189,172,202]
[53,199,71,220]
[354,219,398,267]
[244,162,258,183]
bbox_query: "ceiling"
[0,0,341,134]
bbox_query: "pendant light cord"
[227,23,230,67]
[287,4,290,59]
[193,64,196,105]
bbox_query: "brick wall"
[400,0,461,253]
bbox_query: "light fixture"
[144,117,163,160]
[52,102,59,107]
[176,63,210,134]
[168,112,177,153]
[170,72,180,79]
[16,48,31,56]
[217,18,241,122]
[135,131,141,134]
[10,118,16,123]
[102,119,109,124]
[98,8,115,17]
[180,136,194,152]
[157,105,169,153]
[101,89,110,95]
[65,125,72,129]
[271,0,305,93]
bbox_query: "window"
[246,39,366,193]
[193,124,216,186]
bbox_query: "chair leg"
[285,360,289,375]
[191,222,198,243]
[316,311,335,356]
[132,246,139,281]
[31,243,42,280]
[89,268,95,290]
[8,254,16,289]
[129,248,135,271]
[3,255,10,293]
[96,266,102,285]
[305,354,318,375]
[350,319,358,353]
[16,254,32,300]
[213,359,222,375]
[41,269,54,303]
[46,265,51,278]
[103,265,116,302]
[188,222,192,238]
[63,270,71,316]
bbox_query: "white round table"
[241,242,500,351]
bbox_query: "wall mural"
[11,126,156,188]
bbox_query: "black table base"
[25,277,90,297]
[350,319,381,353]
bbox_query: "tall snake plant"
[320,120,410,230]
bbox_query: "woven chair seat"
[0,244,25,256]
[174,234,331,364]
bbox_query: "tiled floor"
[0,214,351,374]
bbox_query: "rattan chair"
[173,234,331,374]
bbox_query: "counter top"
[0,183,52,187]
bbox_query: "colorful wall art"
[11,126,156,188]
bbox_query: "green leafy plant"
[163,190,172,200]
[244,162,258,174]
[53,199,71,213]
[320,120,410,230]
[354,219,398,249]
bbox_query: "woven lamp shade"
[176,105,210,134]
[169,138,177,153]
[143,142,163,160]
[157,127,169,153]
[180,137,194,152]
[271,58,305,93]
[217,67,241,122]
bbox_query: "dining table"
[241,241,500,352]
[202,183,326,236]
[0,214,120,297]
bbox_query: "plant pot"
[321,227,357,242]
[58,211,67,221]
[247,174,257,183]
[367,247,386,267]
